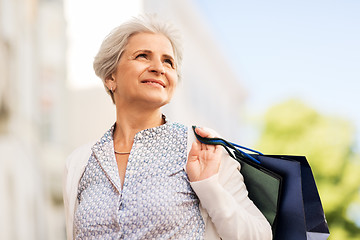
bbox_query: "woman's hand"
[186,127,222,182]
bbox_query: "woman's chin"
[137,97,171,109]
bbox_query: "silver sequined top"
[74,121,205,239]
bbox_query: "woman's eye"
[136,53,147,59]
[164,59,174,67]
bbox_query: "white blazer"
[63,126,272,240]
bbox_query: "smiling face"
[107,32,178,110]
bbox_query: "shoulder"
[168,122,187,133]
[165,122,188,144]
[65,141,95,170]
[63,141,95,201]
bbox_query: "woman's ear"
[105,75,116,91]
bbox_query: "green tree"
[256,99,360,240]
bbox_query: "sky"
[193,0,360,148]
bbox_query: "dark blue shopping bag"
[192,127,330,240]
[256,155,330,240]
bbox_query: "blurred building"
[0,0,66,239]
[0,0,246,239]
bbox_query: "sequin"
[74,121,205,239]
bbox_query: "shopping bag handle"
[192,126,262,164]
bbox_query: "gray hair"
[93,15,183,103]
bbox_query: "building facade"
[0,0,66,239]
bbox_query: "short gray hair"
[93,15,183,103]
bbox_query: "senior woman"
[63,15,272,240]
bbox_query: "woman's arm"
[186,127,272,240]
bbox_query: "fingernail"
[192,125,201,131]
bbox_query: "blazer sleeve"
[63,142,94,240]
[188,128,272,240]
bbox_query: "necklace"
[114,150,131,155]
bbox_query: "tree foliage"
[256,99,360,240]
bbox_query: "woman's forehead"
[124,32,174,56]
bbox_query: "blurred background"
[0,0,359,239]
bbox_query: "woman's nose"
[148,59,165,75]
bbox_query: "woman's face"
[109,32,178,109]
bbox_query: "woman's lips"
[141,79,165,88]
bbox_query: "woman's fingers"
[202,143,209,151]
[195,127,219,152]
[195,127,214,138]
[188,141,200,159]
[213,144,220,153]
[187,128,222,182]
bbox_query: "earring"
[110,87,113,93]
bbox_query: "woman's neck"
[113,106,164,151]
